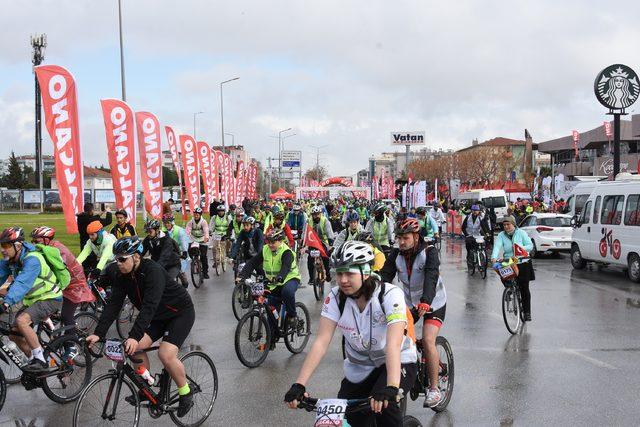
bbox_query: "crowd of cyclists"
[0,192,541,425]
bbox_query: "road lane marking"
[561,349,617,370]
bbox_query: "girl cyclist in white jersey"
[285,241,417,427]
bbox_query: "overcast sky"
[1,0,639,176]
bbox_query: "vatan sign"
[391,131,425,145]
[281,150,301,169]
[594,64,640,111]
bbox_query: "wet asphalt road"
[2,238,640,426]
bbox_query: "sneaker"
[177,391,194,418]
[24,358,49,372]
[125,391,148,406]
[203,272,210,279]
[424,389,441,408]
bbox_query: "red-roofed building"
[51,166,113,190]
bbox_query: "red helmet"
[0,227,25,244]
[394,218,420,235]
[30,226,56,240]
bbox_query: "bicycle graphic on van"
[599,228,621,259]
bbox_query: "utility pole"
[31,34,46,212]
[309,145,328,169]
[117,0,126,101]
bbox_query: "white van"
[564,181,599,217]
[457,189,508,218]
[570,175,640,282]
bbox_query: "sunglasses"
[116,255,132,263]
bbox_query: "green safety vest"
[417,218,432,234]
[373,220,389,246]
[232,220,242,236]
[262,244,300,289]
[23,251,63,307]
[313,216,329,245]
[356,207,367,220]
[213,215,229,234]
[167,225,184,245]
[346,227,359,242]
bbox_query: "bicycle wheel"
[467,251,476,276]
[0,367,6,413]
[213,248,220,277]
[191,259,202,289]
[42,335,92,403]
[168,351,218,427]
[478,250,487,279]
[402,415,423,427]
[284,302,311,354]
[74,312,103,359]
[73,372,140,427]
[116,299,137,340]
[432,336,454,412]
[232,283,253,321]
[234,311,271,368]
[502,287,521,335]
[518,288,526,323]
[312,266,324,302]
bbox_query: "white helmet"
[331,241,374,270]
[311,206,323,214]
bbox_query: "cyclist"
[356,231,386,272]
[380,218,446,408]
[265,207,295,248]
[491,215,535,321]
[76,220,117,280]
[230,216,264,263]
[0,227,63,371]
[237,229,301,347]
[365,203,394,254]
[285,241,417,426]
[286,204,307,240]
[429,203,447,236]
[356,201,370,226]
[333,212,363,250]
[185,207,210,280]
[416,207,439,241]
[30,226,95,360]
[227,204,237,223]
[462,205,491,269]
[210,204,230,262]
[307,206,334,285]
[111,209,137,238]
[329,207,344,234]
[162,214,190,288]
[142,219,182,283]
[86,237,195,418]
[226,208,245,241]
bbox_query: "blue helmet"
[113,236,143,256]
[471,204,480,212]
[347,212,360,223]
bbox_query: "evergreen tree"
[2,152,26,188]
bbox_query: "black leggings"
[338,363,417,427]
[518,277,531,314]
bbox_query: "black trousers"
[517,260,535,315]
[337,363,417,427]
[464,236,477,264]
[199,243,209,273]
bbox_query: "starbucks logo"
[594,64,640,110]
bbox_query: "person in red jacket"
[30,226,95,359]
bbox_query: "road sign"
[281,150,301,169]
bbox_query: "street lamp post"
[117,0,126,101]
[193,111,204,140]
[31,34,46,212]
[220,77,239,151]
[278,128,292,187]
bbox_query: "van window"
[601,195,625,225]
[593,196,601,224]
[624,194,640,226]
[482,196,506,208]
[582,201,592,225]
[575,194,589,216]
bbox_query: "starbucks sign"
[594,64,640,110]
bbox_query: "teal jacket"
[491,228,533,260]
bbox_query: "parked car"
[571,174,640,282]
[519,213,572,257]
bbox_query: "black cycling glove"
[181,251,188,260]
[371,386,399,403]
[284,383,306,403]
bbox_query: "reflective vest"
[167,225,185,245]
[345,228,359,242]
[313,216,329,245]
[373,220,389,246]
[356,207,368,220]
[89,233,117,261]
[232,220,242,237]
[395,249,446,310]
[213,215,229,234]
[262,244,300,289]
[23,251,63,307]
[190,219,206,242]
[112,224,134,239]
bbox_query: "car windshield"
[539,217,571,227]
[482,196,506,208]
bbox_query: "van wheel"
[571,244,586,269]
[628,254,640,283]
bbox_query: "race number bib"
[498,266,515,280]
[310,249,321,258]
[315,399,348,426]
[251,282,265,296]
[104,340,125,362]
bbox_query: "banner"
[236,160,245,204]
[35,65,84,233]
[211,149,220,200]
[197,141,214,213]
[223,153,233,206]
[215,150,225,204]
[135,112,163,218]
[179,135,201,211]
[100,99,137,225]
[165,126,187,219]
[249,162,258,199]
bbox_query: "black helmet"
[193,207,203,215]
[374,203,386,215]
[113,236,143,256]
[0,227,25,244]
[115,209,128,217]
[415,207,427,215]
[216,205,226,212]
[355,231,374,243]
[144,219,161,232]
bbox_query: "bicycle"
[188,243,204,289]
[409,335,454,413]
[295,395,423,426]
[0,316,92,404]
[234,278,311,368]
[467,236,488,279]
[309,249,326,302]
[494,258,525,335]
[232,274,253,321]
[211,232,227,277]
[73,338,218,427]
[80,276,136,341]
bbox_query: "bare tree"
[304,165,328,182]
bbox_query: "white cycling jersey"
[322,283,417,383]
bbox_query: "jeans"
[267,279,300,333]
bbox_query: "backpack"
[33,244,71,290]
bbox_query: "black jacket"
[95,259,193,341]
[76,212,113,247]
[380,240,440,305]
[142,234,181,270]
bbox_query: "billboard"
[391,131,425,146]
[282,150,302,169]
